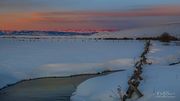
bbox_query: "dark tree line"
[136,32,179,42]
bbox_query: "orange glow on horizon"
[0,5,180,32]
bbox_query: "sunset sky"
[0,0,180,32]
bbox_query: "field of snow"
[148,41,180,65]
[91,24,180,38]
[0,38,144,88]
[71,41,180,101]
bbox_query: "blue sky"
[1,0,180,12]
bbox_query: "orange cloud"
[0,5,180,32]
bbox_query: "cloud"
[0,0,48,13]
[0,5,180,31]
[36,5,180,17]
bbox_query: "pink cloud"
[0,5,180,32]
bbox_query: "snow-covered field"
[0,24,179,101]
[0,39,144,88]
[71,41,180,101]
[91,24,180,38]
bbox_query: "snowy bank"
[71,65,180,101]
[71,41,180,101]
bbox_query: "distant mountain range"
[0,30,96,36]
[0,24,179,38]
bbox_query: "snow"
[34,58,134,77]
[71,70,132,101]
[71,41,180,101]
[1,24,179,40]
[91,24,180,38]
[148,41,180,65]
[0,25,179,100]
[0,39,143,88]
[138,65,180,101]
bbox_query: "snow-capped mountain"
[0,24,179,38]
[0,30,96,36]
[92,23,180,38]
